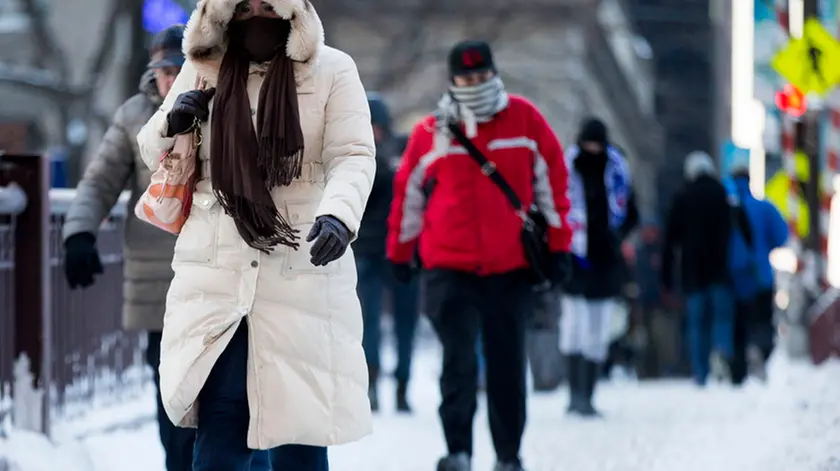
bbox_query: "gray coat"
[63,71,176,331]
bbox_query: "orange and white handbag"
[135,76,206,234]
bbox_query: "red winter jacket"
[386,95,572,276]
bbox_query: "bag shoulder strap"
[446,122,524,212]
[729,185,755,248]
[732,203,754,248]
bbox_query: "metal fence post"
[1,154,52,435]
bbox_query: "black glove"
[307,216,351,266]
[550,252,573,285]
[165,88,216,137]
[391,263,413,283]
[64,232,103,289]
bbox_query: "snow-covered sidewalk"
[2,338,839,471]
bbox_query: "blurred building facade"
[325,0,663,218]
[0,0,662,215]
[0,0,138,181]
[626,0,714,220]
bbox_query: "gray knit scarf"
[435,76,509,140]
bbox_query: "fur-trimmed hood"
[183,0,324,85]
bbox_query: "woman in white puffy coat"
[135,0,375,469]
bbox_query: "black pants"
[424,269,533,463]
[731,290,775,384]
[146,332,196,471]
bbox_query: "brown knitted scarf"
[210,28,304,253]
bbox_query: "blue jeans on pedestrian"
[476,333,486,387]
[355,255,419,382]
[685,284,735,385]
[147,332,196,471]
[193,321,328,471]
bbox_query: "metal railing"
[48,190,149,426]
[0,183,26,421]
[0,154,149,434]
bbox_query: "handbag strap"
[187,75,207,143]
[447,122,524,213]
[730,185,755,249]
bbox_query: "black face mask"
[228,17,291,63]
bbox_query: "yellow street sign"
[772,19,840,96]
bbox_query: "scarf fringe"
[259,137,304,188]
[213,190,300,253]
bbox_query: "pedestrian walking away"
[135,1,375,469]
[62,24,199,471]
[560,118,638,417]
[661,151,735,386]
[724,155,788,384]
[387,39,573,471]
[354,92,420,413]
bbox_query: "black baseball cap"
[448,40,496,77]
[148,25,186,69]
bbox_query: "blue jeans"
[685,284,735,385]
[355,255,419,382]
[147,332,195,471]
[193,321,328,471]
[476,333,486,386]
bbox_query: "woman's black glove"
[166,88,216,137]
[307,216,351,266]
[64,232,103,289]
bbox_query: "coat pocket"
[172,193,219,265]
[281,200,340,277]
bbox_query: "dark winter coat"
[353,94,397,258]
[564,151,639,299]
[62,70,176,331]
[661,174,732,294]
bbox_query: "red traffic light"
[775,84,807,117]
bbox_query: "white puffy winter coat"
[135,0,375,450]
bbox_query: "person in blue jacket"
[724,156,789,384]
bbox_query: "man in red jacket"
[387,40,572,471]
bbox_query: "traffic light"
[775,83,808,117]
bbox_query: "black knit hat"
[366,91,392,136]
[578,118,609,145]
[448,40,496,77]
[148,24,185,69]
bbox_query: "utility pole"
[802,0,823,295]
[778,0,824,359]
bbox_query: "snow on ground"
[1,328,839,471]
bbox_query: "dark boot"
[578,359,601,417]
[565,354,584,414]
[436,452,471,471]
[368,365,379,413]
[396,379,412,413]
